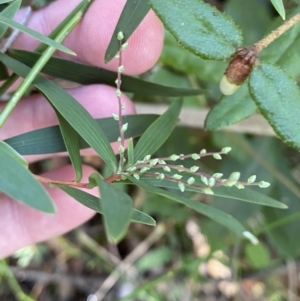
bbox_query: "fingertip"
[0,164,98,258]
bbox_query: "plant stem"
[117,40,125,172]
[0,260,36,301]
[254,12,300,52]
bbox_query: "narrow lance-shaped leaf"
[56,110,82,182]
[0,141,55,213]
[4,114,158,156]
[270,0,286,20]
[58,185,155,226]
[0,52,118,172]
[205,84,257,131]
[0,15,74,55]
[0,139,28,168]
[249,63,300,151]
[128,176,258,244]
[139,176,287,209]
[149,0,242,60]
[97,176,133,243]
[134,99,182,162]
[0,0,21,38]
[127,138,135,166]
[9,50,202,97]
[105,0,150,62]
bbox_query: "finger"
[0,164,98,259]
[0,83,135,139]
[0,84,135,162]
[13,0,164,75]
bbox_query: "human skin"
[0,0,164,258]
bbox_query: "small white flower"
[213,153,222,160]
[178,182,185,192]
[258,181,270,188]
[229,172,241,181]
[191,153,200,160]
[112,113,119,121]
[149,158,159,167]
[116,89,121,97]
[201,175,208,185]
[173,174,182,180]
[121,123,128,132]
[118,65,124,73]
[187,177,195,185]
[163,166,171,172]
[190,166,199,173]
[222,147,232,154]
[247,175,256,184]
[117,31,124,40]
[133,173,140,180]
[212,173,223,179]
[169,154,180,161]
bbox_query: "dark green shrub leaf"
[56,110,82,182]
[98,176,133,243]
[149,0,242,60]
[0,141,55,213]
[0,53,118,172]
[128,176,258,243]
[105,0,150,62]
[0,0,21,38]
[161,32,225,83]
[134,99,182,162]
[205,85,257,131]
[5,114,158,155]
[59,185,155,226]
[249,63,300,150]
[8,50,202,97]
[0,16,74,55]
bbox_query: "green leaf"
[161,31,225,83]
[98,176,133,243]
[105,0,150,62]
[0,139,27,168]
[0,0,14,3]
[205,84,257,131]
[127,138,135,166]
[8,50,202,97]
[249,63,300,151]
[270,0,285,20]
[149,0,242,60]
[5,114,158,155]
[134,99,182,161]
[0,0,21,38]
[138,176,286,209]
[0,141,55,213]
[0,15,74,55]
[56,110,82,182]
[0,52,118,172]
[128,176,257,242]
[58,185,155,226]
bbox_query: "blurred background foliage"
[2,0,300,300]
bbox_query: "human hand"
[0,0,163,259]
